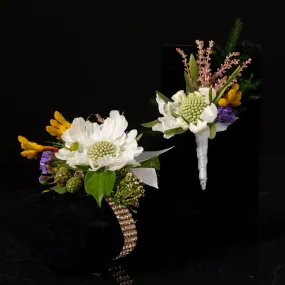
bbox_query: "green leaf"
[209,123,216,139]
[136,133,143,142]
[141,119,160,128]
[214,65,241,104]
[189,54,198,88]
[138,156,160,170]
[184,71,194,93]
[51,185,67,194]
[164,127,186,136]
[84,171,116,207]
[74,165,90,171]
[156,91,172,102]
[209,87,213,103]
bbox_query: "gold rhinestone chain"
[105,198,138,260]
[108,263,133,285]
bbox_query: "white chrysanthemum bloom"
[55,110,143,171]
[152,90,218,137]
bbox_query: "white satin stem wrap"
[195,122,232,190]
[195,131,209,190]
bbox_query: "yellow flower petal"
[225,89,236,103]
[46,126,63,138]
[50,119,61,129]
[20,150,38,159]
[54,111,71,129]
[231,91,242,106]
[232,83,239,91]
[218,98,228,106]
[18,136,44,151]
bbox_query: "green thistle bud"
[54,166,72,185]
[66,176,83,193]
[87,141,116,165]
[180,93,207,124]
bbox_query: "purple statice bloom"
[216,105,236,124]
[40,151,55,174]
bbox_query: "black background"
[2,2,285,284]
[2,3,284,222]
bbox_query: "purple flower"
[216,105,236,124]
[40,151,55,174]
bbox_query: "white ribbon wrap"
[130,147,174,189]
[195,122,232,190]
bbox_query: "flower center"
[87,141,116,163]
[180,93,207,124]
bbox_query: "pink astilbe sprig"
[195,40,214,87]
[213,56,252,91]
[213,52,240,79]
[176,48,190,75]
[214,76,228,92]
[237,57,252,77]
[176,47,195,87]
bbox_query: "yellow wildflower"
[217,83,242,107]
[46,111,71,140]
[18,136,57,159]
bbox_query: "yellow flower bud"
[232,83,239,91]
[218,98,228,106]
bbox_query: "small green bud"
[70,142,79,151]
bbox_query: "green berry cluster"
[111,171,145,212]
[54,166,73,185]
[66,176,83,193]
[180,93,207,124]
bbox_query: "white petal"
[98,111,128,141]
[189,120,208,134]
[176,117,189,130]
[171,90,186,103]
[131,168,158,189]
[198,87,217,104]
[152,123,163,132]
[55,148,74,160]
[156,94,167,116]
[200,103,218,123]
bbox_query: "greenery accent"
[184,71,194,93]
[209,87,213,103]
[225,18,243,55]
[84,170,116,207]
[189,54,198,88]
[51,185,67,194]
[111,171,145,212]
[209,123,216,139]
[164,127,187,136]
[136,133,143,142]
[141,119,160,128]
[156,90,172,102]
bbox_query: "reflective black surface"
[1,190,285,285]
